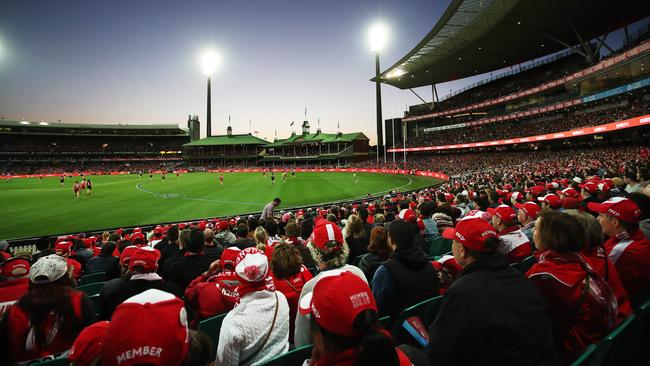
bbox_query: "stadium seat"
[631,299,650,364]
[76,282,105,297]
[425,237,452,258]
[79,272,106,286]
[570,344,597,366]
[31,357,69,366]
[198,312,228,352]
[392,295,443,347]
[259,344,313,366]
[378,315,391,329]
[510,255,537,273]
[573,313,637,365]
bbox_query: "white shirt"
[216,290,290,366]
[261,202,275,220]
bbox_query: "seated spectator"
[99,246,182,320]
[54,241,82,281]
[419,200,439,241]
[155,225,180,273]
[528,210,617,363]
[0,255,94,364]
[100,289,214,366]
[233,223,256,249]
[31,237,54,263]
[427,217,559,365]
[216,248,290,365]
[0,258,30,318]
[565,209,632,322]
[0,240,10,261]
[515,201,540,246]
[589,197,650,304]
[185,247,241,325]
[161,228,190,280]
[270,243,313,343]
[299,271,411,366]
[216,221,236,245]
[67,321,110,366]
[295,220,367,347]
[358,226,392,283]
[372,220,438,319]
[488,204,531,262]
[85,241,118,276]
[344,214,369,263]
[167,228,211,292]
[203,228,222,262]
[284,221,317,269]
[627,192,650,241]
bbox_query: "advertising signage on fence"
[389,114,650,153]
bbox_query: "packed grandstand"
[2,1,650,366]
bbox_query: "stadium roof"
[0,120,185,130]
[266,132,369,148]
[375,0,647,89]
[183,134,270,147]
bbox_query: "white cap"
[29,254,68,284]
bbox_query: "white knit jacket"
[216,290,290,366]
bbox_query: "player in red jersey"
[219,172,224,186]
[86,178,93,195]
[73,181,81,198]
[59,175,65,185]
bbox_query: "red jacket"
[185,270,239,326]
[581,246,633,322]
[6,291,86,364]
[314,345,411,366]
[527,250,617,363]
[0,278,29,319]
[497,226,531,263]
[67,257,82,281]
[271,265,313,343]
[604,229,650,303]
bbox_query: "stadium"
[1,1,650,365]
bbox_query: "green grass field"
[0,172,442,239]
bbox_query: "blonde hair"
[374,213,385,223]
[344,214,366,239]
[255,226,268,251]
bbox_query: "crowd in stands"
[0,140,185,154]
[400,91,650,148]
[1,142,649,365]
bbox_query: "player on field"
[263,169,267,177]
[73,181,81,198]
[161,172,166,182]
[219,172,224,186]
[86,178,92,195]
[139,171,143,179]
[176,171,181,180]
[39,175,43,183]
[282,169,287,182]
[271,171,276,185]
[149,171,153,180]
[81,178,87,192]
[291,168,296,179]
[353,171,359,184]
[60,175,65,185]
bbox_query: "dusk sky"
[0,1,644,144]
[0,0,466,143]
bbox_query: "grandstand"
[0,120,189,175]
[3,1,650,366]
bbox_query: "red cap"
[1,258,30,278]
[54,241,72,256]
[311,221,344,251]
[503,184,513,191]
[580,182,599,194]
[153,227,164,236]
[597,182,612,194]
[217,221,230,231]
[133,227,142,233]
[587,197,641,223]
[511,191,524,203]
[538,194,561,208]
[397,209,417,223]
[119,245,139,266]
[130,232,146,246]
[528,186,546,197]
[515,201,541,219]
[68,321,110,365]
[442,217,498,252]
[299,270,376,337]
[178,223,187,230]
[557,188,579,198]
[101,289,189,366]
[220,247,242,269]
[129,247,161,272]
[408,201,418,209]
[431,255,462,277]
[487,204,516,224]
[444,193,454,202]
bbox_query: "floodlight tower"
[201,50,220,137]
[368,22,388,166]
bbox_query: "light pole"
[201,50,220,137]
[368,22,388,167]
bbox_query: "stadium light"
[368,21,389,166]
[368,22,388,52]
[200,49,220,137]
[201,50,220,76]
